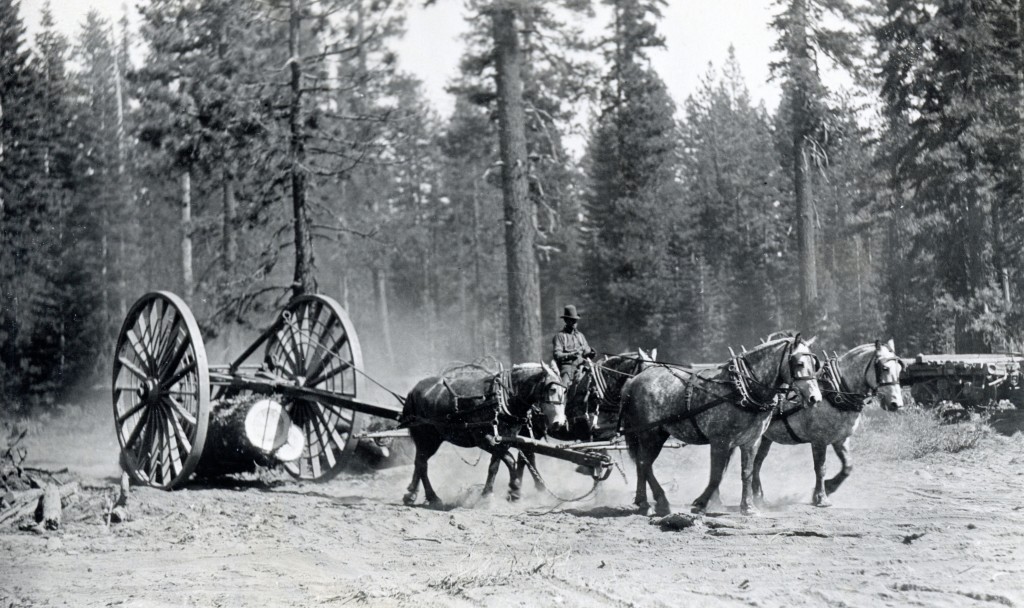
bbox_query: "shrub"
[856,407,992,460]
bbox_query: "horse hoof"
[654,502,672,517]
[813,496,833,508]
[427,497,445,510]
[402,492,418,506]
[636,501,652,516]
[690,504,707,515]
[507,491,522,502]
[741,505,761,517]
[824,480,841,495]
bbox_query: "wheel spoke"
[165,400,194,455]
[164,414,182,479]
[304,332,349,387]
[117,400,148,425]
[309,404,341,468]
[305,360,353,390]
[158,332,190,383]
[163,395,198,427]
[125,330,154,374]
[318,399,355,425]
[307,403,334,454]
[163,360,198,389]
[302,315,337,384]
[122,406,150,451]
[305,418,322,478]
[117,356,150,382]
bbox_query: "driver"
[552,305,596,386]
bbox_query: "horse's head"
[785,334,823,407]
[536,362,568,431]
[872,339,905,411]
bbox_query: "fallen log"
[194,397,304,478]
[0,489,44,526]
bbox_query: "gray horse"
[510,349,657,497]
[400,363,566,507]
[752,339,905,507]
[622,335,823,516]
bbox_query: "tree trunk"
[492,7,542,362]
[373,268,394,365]
[289,0,313,298]
[222,166,237,270]
[180,169,194,302]
[795,145,817,329]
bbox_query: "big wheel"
[263,295,365,481]
[112,292,210,489]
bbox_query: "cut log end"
[41,484,61,531]
[244,399,293,454]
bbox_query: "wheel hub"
[137,378,161,403]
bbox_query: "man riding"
[552,305,596,387]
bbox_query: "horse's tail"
[620,377,640,463]
[398,384,421,428]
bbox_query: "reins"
[620,342,796,436]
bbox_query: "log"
[194,397,303,477]
[42,484,61,530]
[0,489,43,526]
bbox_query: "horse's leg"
[692,442,733,514]
[643,430,672,516]
[482,447,505,497]
[502,451,522,501]
[811,443,832,507]
[405,430,442,507]
[824,437,853,495]
[516,451,545,491]
[625,432,649,512]
[739,439,762,516]
[751,438,773,508]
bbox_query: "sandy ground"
[1,404,1023,608]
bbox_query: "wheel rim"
[112,292,209,489]
[264,295,365,481]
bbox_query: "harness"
[621,343,800,437]
[819,351,901,413]
[401,369,532,435]
[774,349,902,442]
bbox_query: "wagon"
[111,291,615,489]
[901,353,1024,410]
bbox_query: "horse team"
[399,334,905,516]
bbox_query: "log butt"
[194,397,303,478]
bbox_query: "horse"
[621,335,823,516]
[751,339,905,507]
[399,362,566,507]
[508,349,657,496]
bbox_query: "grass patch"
[857,407,992,460]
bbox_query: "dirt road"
[2,407,1023,607]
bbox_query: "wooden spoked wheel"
[112,292,210,489]
[263,295,365,481]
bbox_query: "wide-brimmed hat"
[560,305,580,320]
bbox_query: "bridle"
[732,339,819,411]
[821,349,902,411]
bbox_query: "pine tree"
[583,0,684,356]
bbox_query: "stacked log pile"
[1,420,85,532]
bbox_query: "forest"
[2,0,1023,407]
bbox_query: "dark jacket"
[552,328,594,367]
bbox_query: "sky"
[20,0,784,118]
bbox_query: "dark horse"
[621,335,823,516]
[509,350,656,494]
[400,363,566,507]
[752,339,905,507]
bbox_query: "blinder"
[873,355,903,388]
[789,351,821,382]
